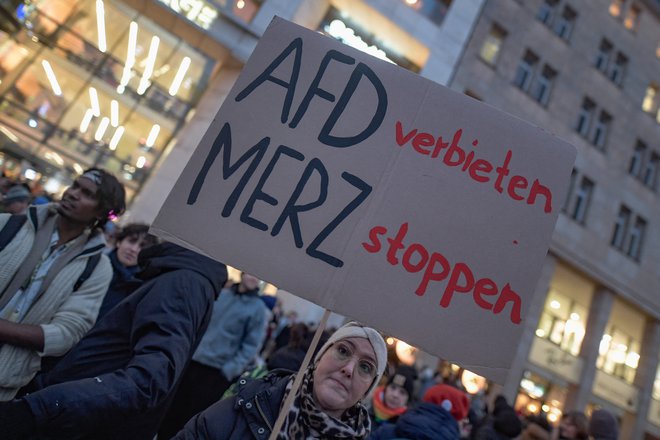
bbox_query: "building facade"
[2,0,658,438]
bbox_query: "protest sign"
[152,17,576,383]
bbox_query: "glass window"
[626,216,646,260]
[642,152,658,189]
[514,50,538,92]
[623,4,640,30]
[554,6,577,41]
[537,0,559,25]
[595,39,613,73]
[592,111,611,149]
[479,23,507,65]
[628,140,646,176]
[609,52,627,85]
[536,290,587,356]
[571,176,594,223]
[576,98,595,137]
[609,0,624,17]
[642,84,659,121]
[597,327,640,383]
[531,64,557,106]
[402,0,452,26]
[611,205,631,249]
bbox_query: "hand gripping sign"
[152,17,576,384]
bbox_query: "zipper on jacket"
[255,397,274,433]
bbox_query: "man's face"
[383,383,409,409]
[58,177,104,225]
[116,234,147,267]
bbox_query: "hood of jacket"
[394,402,459,440]
[137,242,227,293]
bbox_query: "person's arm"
[0,319,44,351]
[23,271,213,436]
[221,304,268,381]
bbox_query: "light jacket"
[24,242,227,440]
[192,283,268,381]
[0,204,111,400]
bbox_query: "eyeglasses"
[329,341,377,382]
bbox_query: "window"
[611,205,647,260]
[514,50,539,92]
[609,0,624,17]
[554,6,577,40]
[624,4,640,30]
[597,327,640,383]
[595,39,613,73]
[592,111,611,149]
[537,1,577,41]
[629,140,659,191]
[536,290,587,356]
[403,0,452,26]
[576,98,595,137]
[562,169,577,211]
[531,65,557,106]
[609,52,628,85]
[571,177,594,223]
[480,23,507,65]
[642,84,660,123]
[537,0,559,25]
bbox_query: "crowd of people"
[0,168,621,439]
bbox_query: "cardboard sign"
[152,17,576,383]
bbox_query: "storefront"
[0,0,261,202]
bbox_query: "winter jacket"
[368,402,460,440]
[192,283,268,381]
[0,204,111,400]
[23,242,227,440]
[95,249,142,319]
[174,369,293,440]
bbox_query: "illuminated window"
[609,0,624,17]
[623,4,640,30]
[597,327,640,383]
[479,23,507,65]
[642,84,660,122]
[536,291,587,356]
[654,365,660,400]
[402,0,452,25]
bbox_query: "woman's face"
[313,337,377,418]
[383,383,409,409]
[559,416,578,439]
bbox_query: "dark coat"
[174,369,293,440]
[23,243,227,440]
[95,249,142,319]
[368,403,460,440]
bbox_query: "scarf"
[372,385,407,424]
[277,366,371,439]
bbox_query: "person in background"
[174,321,388,439]
[587,409,618,440]
[96,223,158,319]
[521,414,552,440]
[2,184,32,214]
[159,272,269,438]
[0,242,227,439]
[0,168,125,400]
[369,382,467,439]
[470,394,523,439]
[554,411,589,440]
[368,365,416,429]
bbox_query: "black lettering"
[318,62,388,148]
[271,158,329,248]
[234,38,303,124]
[306,172,372,267]
[289,50,355,129]
[240,145,305,231]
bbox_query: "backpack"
[0,213,101,292]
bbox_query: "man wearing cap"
[2,184,32,214]
[0,168,125,400]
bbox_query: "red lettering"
[395,121,417,146]
[440,263,475,308]
[412,133,434,155]
[493,283,522,324]
[443,129,465,167]
[362,225,387,253]
[507,175,528,201]
[473,278,498,310]
[461,151,475,172]
[431,136,449,158]
[494,150,512,193]
[402,243,429,273]
[386,222,408,265]
[528,179,553,213]
[468,159,493,183]
[415,252,450,296]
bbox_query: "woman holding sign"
[173,322,387,439]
